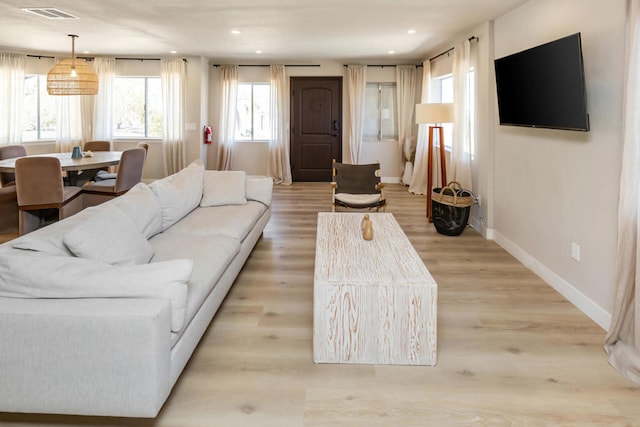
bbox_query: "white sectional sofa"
[0,160,273,418]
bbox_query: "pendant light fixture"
[47,34,98,95]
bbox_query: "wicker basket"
[431,181,474,208]
[431,182,474,236]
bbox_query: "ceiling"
[0,0,528,63]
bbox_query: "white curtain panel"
[56,96,83,153]
[345,65,367,164]
[80,93,94,143]
[92,57,116,142]
[450,39,473,190]
[267,65,292,184]
[217,65,238,171]
[55,57,84,153]
[0,53,25,145]
[161,57,187,176]
[396,65,417,158]
[408,60,431,195]
[604,0,640,385]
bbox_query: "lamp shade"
[415,103,454,124]
[47,58,98,95]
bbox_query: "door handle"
[333,120,339,131]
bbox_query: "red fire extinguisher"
[203,126,212,144]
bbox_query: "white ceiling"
[0,0,528,63]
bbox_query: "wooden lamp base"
[426,125,447,222]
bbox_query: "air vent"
[21,8,78,19]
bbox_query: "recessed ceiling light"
[231,30,241,35]
[388,50,395,54]
[170,50,177,54]
[83,50,90,54]
[408,29,416,34]
[256,50,263,54]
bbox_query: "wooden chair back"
[0,145,27,186]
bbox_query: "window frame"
[431,74,454,150]
[364,82,398,142]
[431,69,475,156]
[22,74,57,142]
[113,76,162,140]
[235,82,270,142]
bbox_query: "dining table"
[0,151,122,186]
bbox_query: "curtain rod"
[342,64,423,68]
[212,64,321,67]
[115,58,188,62]
[27,55,187,62]
[429,36,478,62]
[27,54,96,61]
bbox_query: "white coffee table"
[313,212,437,365]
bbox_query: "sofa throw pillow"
[108,183,163,239]
[64,204,154,265]
[150,159,204,231]
[201,170,248,207]
[11,204,107,256]
[246,176,273,206]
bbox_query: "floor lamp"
[415,103,454,222]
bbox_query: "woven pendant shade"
[47,34,98,96]
[47,58,98,95]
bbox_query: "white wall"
[207,61,421,180]
[489,0,627,328]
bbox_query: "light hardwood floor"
[0,183,639,426]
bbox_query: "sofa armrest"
[0,297,172,417]
[246,176,273,206]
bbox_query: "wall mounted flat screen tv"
[494,33,589,131]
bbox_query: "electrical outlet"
[571,243,580,261]
[476,195,482,207]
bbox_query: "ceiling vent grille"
[21,8,78,19]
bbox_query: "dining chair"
[15,157,83,235]
[73,140,112,186]
[95,142,148,181]
[0,145,27,187]
[330,159,387,212]
[82,147,147,207]
[83,140,111,152]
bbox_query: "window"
[22,75,57,141]
[436,75,454,150]
[364,83,397,141]
[235,83,270,141]
[434,71,475,155]
[114,77,162,138]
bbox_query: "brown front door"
[290,77,342,181]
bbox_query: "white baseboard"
[469,215,488,238]
[488,229,611,331]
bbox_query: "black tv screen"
[494,33,589,131]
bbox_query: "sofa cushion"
[11,205,107,256]
[107,182,163,239]
[166,201,267,241]
[246,176,273,206]
[150,232,240,336]
[201,170,247,207]
[64,204,154,265]
[149,160,204,232]
[0,248,192,332]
